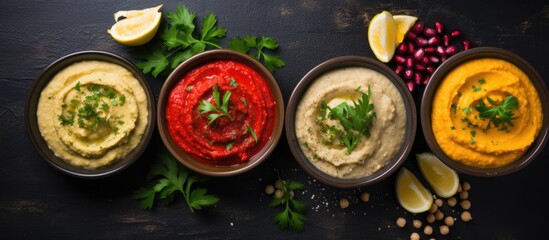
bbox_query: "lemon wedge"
[416,152,460,198]
[367,11,397,63]
[108,4,163,46]
[396,167,433,213]
[393,15,418,44]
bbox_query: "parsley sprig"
[134,4,227,77]
[269,178,308,232]
[320,87,376,153]
[229,36,286,73]
[198,84,233,125]
[132,151,219,213]
[133,4,285,77]
[474,95,519,131]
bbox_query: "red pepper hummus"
[166,60,276,166]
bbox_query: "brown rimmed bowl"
[25,50,156,179]
[421,47,549,176]
[157,49,284,177]
[285,56,417,188]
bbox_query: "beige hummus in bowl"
[26,51,155,178]
[286,56,416,188]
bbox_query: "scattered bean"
[439,225,450,235]
[461,211,473,222]
[459,190,469,200]
[462,181,471,191]
[435,210,444,221]
[396,217,407,228]
[444,216,455,226]
[360,192,370,202]
[274,189,283,199]
[413,219,422,229]
[423,225,433,235]
[429,204,438,213]
[426,214,435,223]
[447,197,457,207]
[460,199,471,210]
[265,184,275,195]
[410,232,420,240]
[339,197,350,209]
[435,198,443,207]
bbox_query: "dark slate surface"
[1,0,548,239]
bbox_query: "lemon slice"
[107,4,163,46]
[367,11,397,63]
[393,15,418,44]
[417,152,460,198]
[396,167,433,213]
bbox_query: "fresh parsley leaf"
[321,87,376,154]
[229,36,286,73]
[269,177,307,232]
[132,151,219,213]
[134,4,226,77]
[474,95,519,131]
[198,84,234,125]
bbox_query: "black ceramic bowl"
[286,56,417,188]
[25,51,156,178]
[157,49,284,177]
[421,47,549,176]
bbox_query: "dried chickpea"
[439,225,450,235]
[444,216,455,226]
[412,219,422,229]
[396,217,407,227]
[435,210,444,221]
[339,197,350,209]
[462,181,471,191]
[447,197,457,207]
[459,190,469,200]
[265,184,275,195]
[457,184,462,193]
[428,204,438,213]
[274,189,284,199]
[460,199,471,210]
[426,214,435,223]
[423,225,433,235]
[410,232,420,240]
[435,198,443,207]
[360,192,370,202]
[274,179,284,189]
[461,211,473,222]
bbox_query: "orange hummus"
[432,58,543,168]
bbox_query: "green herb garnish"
[229,36,286,73]
[269,176,307,232]
[474,95,519,131]
[198,84,233,125]
[132,151,219,213]
[320,87,376,154]
[134,4,285,77]
[229,77,238,87]
[245,125,258,143]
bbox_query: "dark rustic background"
[1,1,548,239]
